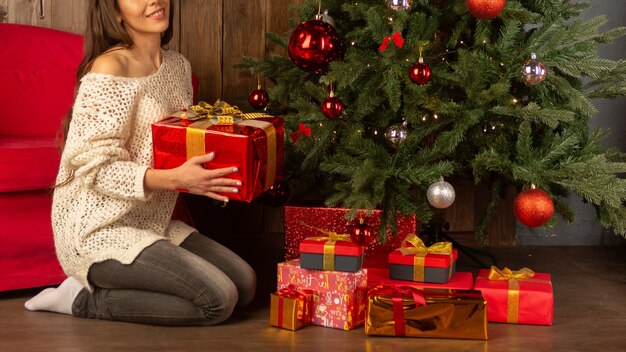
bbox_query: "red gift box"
[284,206,418,267]
[474,267,553,325]
[387,235,458,283]
[151,102,284,202]
[368,268,474,290]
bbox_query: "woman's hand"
[144,152,241,202]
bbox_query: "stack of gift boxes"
[270,206,554,339]
[149,107,554,338]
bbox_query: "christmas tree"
[238,0,626,243]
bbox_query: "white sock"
[24,277,84,315]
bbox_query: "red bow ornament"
[379,31,405,52]
[290,122,312,143]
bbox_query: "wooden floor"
[1,233,625,351]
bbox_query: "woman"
[24,0,256,326]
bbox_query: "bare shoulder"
[90,49,131,77]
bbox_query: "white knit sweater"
[52,49,196,289]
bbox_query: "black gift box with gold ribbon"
[298,223,364,272]
[388,234,457,283]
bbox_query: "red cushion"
[0,23,83,137]
[0,191,66,291]
[0,136,60,192]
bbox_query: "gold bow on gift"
[398,234,452,282]
[300,221,352,271]
[487,266,535,324]
[180,100,276,192]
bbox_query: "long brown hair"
[57,0,175,147]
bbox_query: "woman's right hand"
[173,152,241,202]
[144,152,241,202]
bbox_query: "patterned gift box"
[284,206,418,268]
[299,225,364,272]
[365,286,488,340]
[269,286,313,331]
[388,234,457,283]
[474,267,553,325]
[151,100,284,202]
[277,259,367,330]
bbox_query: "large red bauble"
[248,88,269,110]
[466,0,506,19]
[409,62,431,85]
[350,221,374,245]
[321,96,344,119]
[514,188,554,227]
[288,19,344,74]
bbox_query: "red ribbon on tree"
[290,122,312,143]
[379,31,405,52]
[369,284,427,336]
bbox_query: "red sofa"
[0,24,83,291]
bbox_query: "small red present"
[474,266,553,325]
[269,285,314,331]
[151,101,284,202]
[388,234,457,283]
[284,206,417,267]
[299,223,364,272]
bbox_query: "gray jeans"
[71,233,256,326]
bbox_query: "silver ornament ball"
[388,0,411,11]
[521,53,547,85]
[427,177,456,209]
[385,123,408,147]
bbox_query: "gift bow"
[486,266,536,324]
[379,31,405,52]
[398,234,452,282]
[188,100,269,125]
[369,284,427,336]
[276,285,314,322]
[181,100,276,192]
[488,266,535,281]
[300,221,353,270]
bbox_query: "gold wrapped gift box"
[365,288,488,340]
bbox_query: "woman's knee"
[236,262,257,307]
[197,279,238,325]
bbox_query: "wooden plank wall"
[0,0,515,246]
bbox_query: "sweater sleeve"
[62,74,150,201]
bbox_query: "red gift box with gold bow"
[388,234,458,283]
[298,222,365,272]
[269,285,314,331]
[151,100,284,202]
[473,266,553,325]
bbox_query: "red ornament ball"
[409,61,431,85]
[321,96,344,119]
[350,220,374,245]
[248,88,269,110]
[514,187,554,227]
[288,19,344,74]
[466,0,507,19]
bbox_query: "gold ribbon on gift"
[299,221,353,271]
[398,234,452,282]
[183,100,276,191]
[487,266,535,324]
